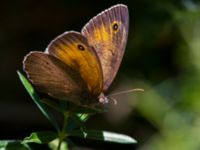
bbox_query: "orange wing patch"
[46,31,103,96]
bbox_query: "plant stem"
[57,112,69,150]
[57,137,62,150]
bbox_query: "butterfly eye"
[77,44,85,51]
[112,22,119,31]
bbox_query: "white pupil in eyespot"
[77,44,85,51]
[113,23,118,30]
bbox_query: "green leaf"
[68,130,137,144]
[41,98,62,113]
[22,131,57,144]
[76,113,90,122]
[48,138,69,150]
[0,140,10,148]
[17,71,59,131]
[0,140,30,150]
[65,114,88,133]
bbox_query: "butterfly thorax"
[98,93,109,104]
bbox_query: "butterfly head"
[98,93,109,104]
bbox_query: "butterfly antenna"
[108,97,118,105]
[107,88,144,97]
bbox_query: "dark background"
[1,0,200,149]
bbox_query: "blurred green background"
[1,0,200,149]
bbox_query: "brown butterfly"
[23,4,129,108]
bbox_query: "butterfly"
[23,4,129,108]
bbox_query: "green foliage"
[133,4,200,150]
[17,71,59,131]
[7,71,137,150]
[69,130,137,144]
[0,140,30,150]
[76,113,90,122]
[22,131,57,144]
[49,139,68,150]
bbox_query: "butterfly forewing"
[46,31,103,96]
[82,4,129,91]
[23,52,89,104]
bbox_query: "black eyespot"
[77,44,85,51]
[112,23,119,31]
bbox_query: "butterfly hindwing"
[46,31,103,97]
[23,52,87,104]
[82,4,129,91]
